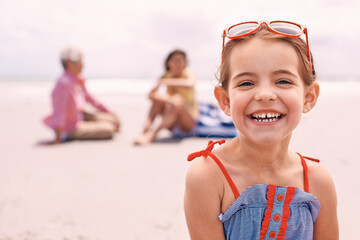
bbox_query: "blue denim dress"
[219,184,320,239]
[187,140,321,240]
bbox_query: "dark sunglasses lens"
[228,23,258,37]
[270,22,302,35]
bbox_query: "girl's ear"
[214,86,231,116]
[303,82,320,113]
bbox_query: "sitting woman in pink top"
[43,47,120,144]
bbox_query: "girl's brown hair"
[219,25,316,89]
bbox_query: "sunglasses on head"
[222,20,313,73]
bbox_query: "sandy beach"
[0,79,359,239]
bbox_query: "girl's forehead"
[231,38,297,57]
[229,38,300,74]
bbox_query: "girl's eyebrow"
[272,69,297,77]
[232,72,257,80]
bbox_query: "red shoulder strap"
[296,153,320,193]
[188,140,240,199]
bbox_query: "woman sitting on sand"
[43,47,120,144]
[134,49,199,145]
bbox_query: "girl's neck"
[228,135,292,170]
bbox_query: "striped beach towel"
[172,103,238,138]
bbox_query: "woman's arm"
[184,157,226,240]
[309,163,339,240]
[160,70,196,88]
[84,88,111,113]
[147,70,196,101]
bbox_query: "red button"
[274,214,281,222]
[277,194,284,201]
[269,231,277,238]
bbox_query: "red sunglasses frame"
[222,20,312,73]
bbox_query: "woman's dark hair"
[165,49,187,71]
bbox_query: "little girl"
[134,49,199,145]
[184,21,338,239]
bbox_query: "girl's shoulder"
[306,157,337,202]
[306,158,332,185]
[186,141,230,197]
[186,154,224,186]
[305,157,339,239]
[185,155,225,203]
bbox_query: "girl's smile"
[248,110,285,124]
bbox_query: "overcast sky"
[1,0,359,80]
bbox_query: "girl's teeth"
[251,112,283,122]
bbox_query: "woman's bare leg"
[143,100,164,133]
[134,95,196,145]
[134,99,165,145]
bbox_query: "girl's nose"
[254,85,277,102]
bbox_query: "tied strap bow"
[187,140,226,161]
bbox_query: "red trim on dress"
[303,156,320,163]
[276,187,296,240]
[297,153,320,193]
[187,140,240,199]
[259,184,276,240]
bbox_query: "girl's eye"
[276,79,292,85]
[238,81,253,87]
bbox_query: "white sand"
[0,79,359,239]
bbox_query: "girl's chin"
[242,134,291,146]
[250,139,280,146]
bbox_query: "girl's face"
[216,38,318,146]
[167,54,186,77]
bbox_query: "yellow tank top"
[164,68,199,117]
